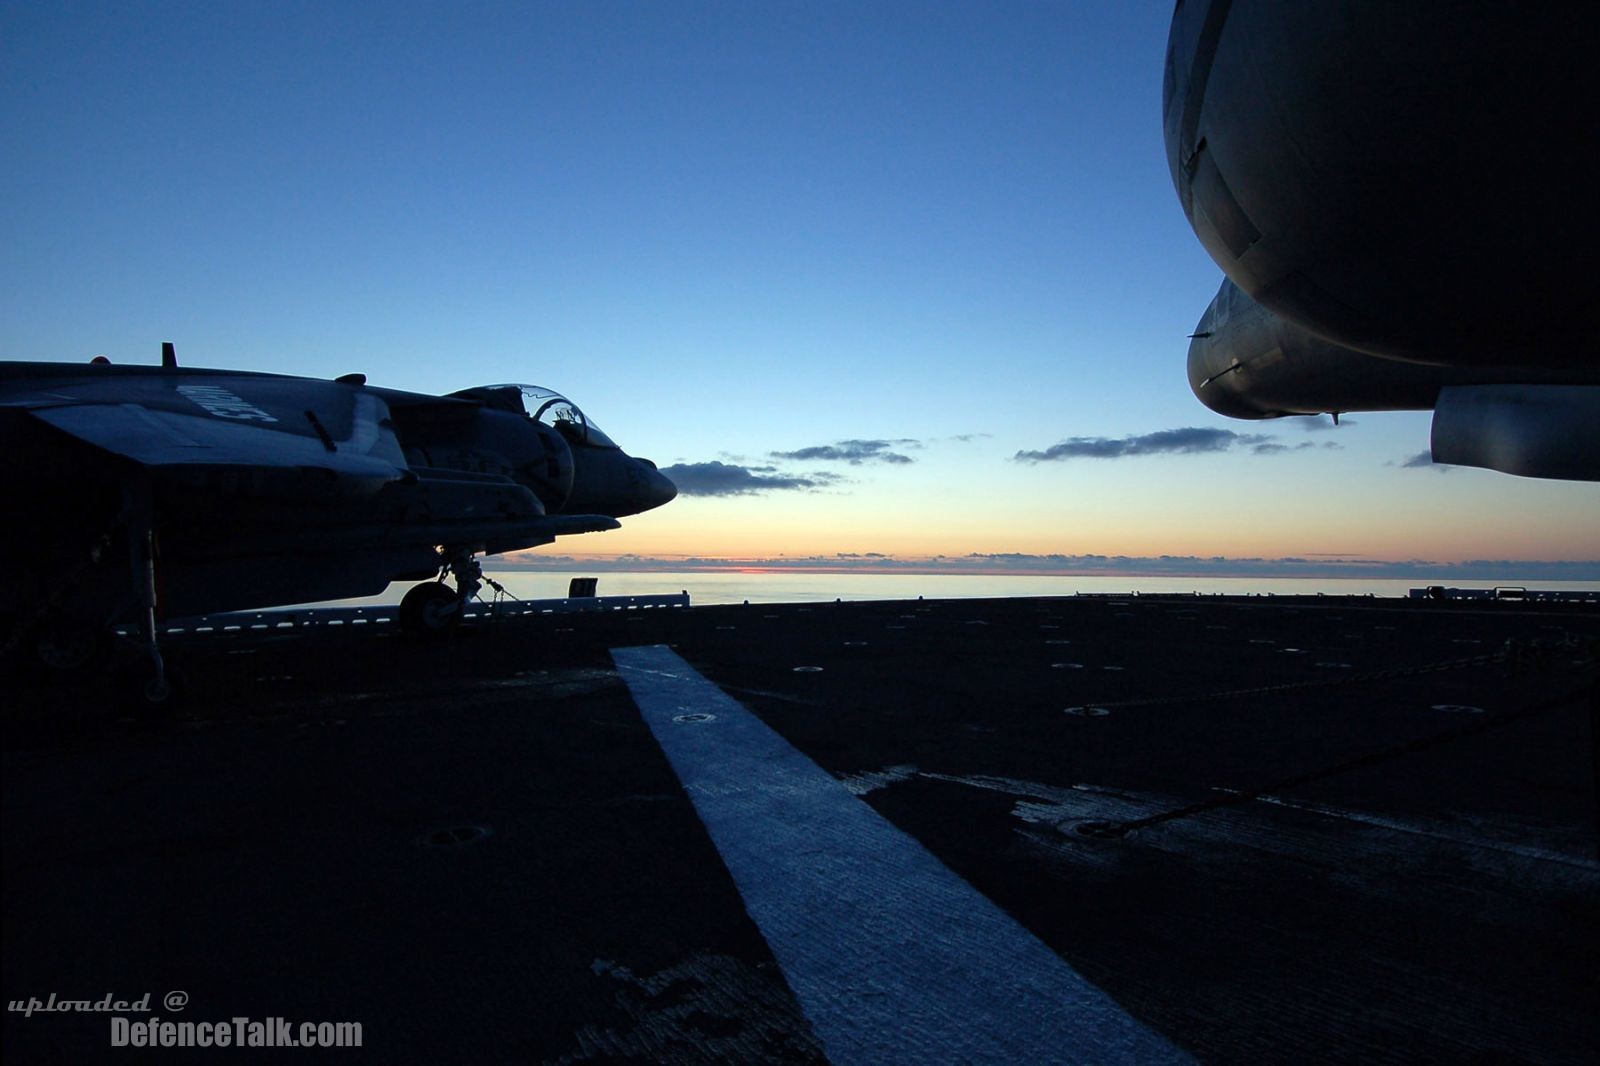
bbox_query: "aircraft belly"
[158,554,417,616]
[154,477,548,557]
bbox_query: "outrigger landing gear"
[119,481,176,710]
[397,548,484,637]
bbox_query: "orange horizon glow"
[503,550,1600,576]
[569,487,1600,564]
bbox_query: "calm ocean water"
[315,570,1598,608]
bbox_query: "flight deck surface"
[4,595,1597,1063]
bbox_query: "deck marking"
[612,645,1190,1065]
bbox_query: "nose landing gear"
[398,580,464,636]
[398,549,493,637]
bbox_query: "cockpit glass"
[498,385,618,449]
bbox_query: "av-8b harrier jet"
[0,346,676,702]
[1164,2,1599,480]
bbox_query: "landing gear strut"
[121,481,175,709]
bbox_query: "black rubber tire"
[116,661,184,720]
[399,582,463,637]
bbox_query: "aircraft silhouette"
[1,346,676,703]
[1164,3,1598,479]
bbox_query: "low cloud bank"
[1017,427,1269,461]
[499,551,1600,582]
[1294,414,1354,431]
[1396,451,1454,473]
[658,461,837,496]
[771,439,917,465]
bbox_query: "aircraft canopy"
[454,384,620,449]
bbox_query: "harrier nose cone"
[638,460,677,511]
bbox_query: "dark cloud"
[658,461,835,496]
[1293,415,1355,431]
[1397,451,1452,472]
[1014,427,1273,462]
[771,439,917,465]
[1250,440,1341,455]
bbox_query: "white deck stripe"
[612,645,1190,1065]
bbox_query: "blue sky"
[4,1,1595,575]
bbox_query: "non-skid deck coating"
[614,645,1187,1065]
[4,595,1598,1063]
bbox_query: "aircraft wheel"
[116,661,184,719]
[399,581,463,637]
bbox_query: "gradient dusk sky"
[4,1,1595,576]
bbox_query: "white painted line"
[612,645,1190,1066]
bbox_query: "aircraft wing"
[3,366,409,493]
